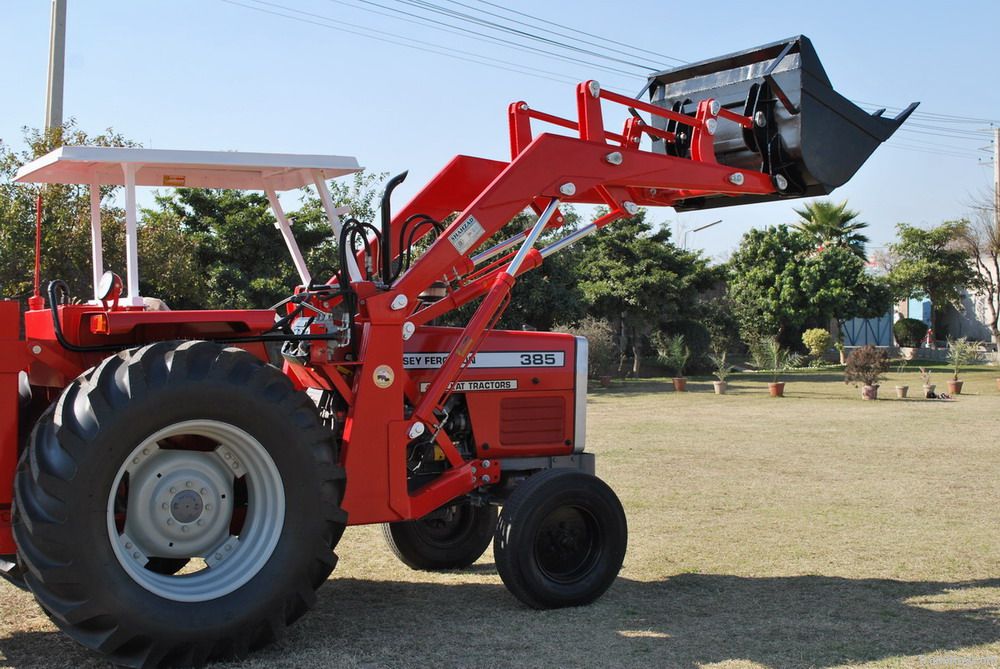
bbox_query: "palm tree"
[793,200,870,260]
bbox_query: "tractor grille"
[499,396,566,446]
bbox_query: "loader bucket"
[646,35,918,211]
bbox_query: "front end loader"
[0,36,914,668]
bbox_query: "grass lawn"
[2,364,999,668]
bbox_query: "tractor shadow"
[3,574,1000,667]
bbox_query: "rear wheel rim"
[106,419,285,602]
[533,505,600,584]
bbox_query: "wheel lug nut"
[142,448,149,455]
[200,488,208,495]
[215,553,222,560]
[197,519,205,526]
[161,503,168,510]
[185,481,193,488]
[181,526,188,533]
[132,457,140,464]
[205,504,213,511]
[167,519,174,525]
[169,487,176,494]
[125,542,132,549]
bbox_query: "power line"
[220,0,573,83]
[395,0,661,71]
[472,0,687,65]
[320,0,640,79]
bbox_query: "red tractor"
[0,37,913,667]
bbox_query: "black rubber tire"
[12,341,347,668]
[494,469,627,609]
[382,501,497,570]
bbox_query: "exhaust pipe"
[646,35,918,211]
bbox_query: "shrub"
[802,328,833,357]
[893,318,928,347]
[554,317,618,377]
[844,345,890,386]
[946,337,978,380]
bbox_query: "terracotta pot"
[861,384,879,400]
[713,380,727,395]
[923,383,936,398]
[599,375,612,388]
[672,377,687,392]
[895,385,909,399]
[947,379,963,395]
[768,381,785,397]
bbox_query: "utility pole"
[994,126,999,232]
[44,0,67,131]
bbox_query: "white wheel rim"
[107,420,285,602]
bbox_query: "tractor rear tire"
[494,469,626,609]
[13,341,347,668]
[382,501,497,570]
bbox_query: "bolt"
[481,474,492,483]
[200,488,208,496]
[125,542,133,549]
[623,201,639,215]
[408,422,426,439]
[518,102,529,111]
[587,80,601,98]
[471,466,477,474]
[728,172,745,186]
[31,344,42,355]
[232,462,240,470]
[197,519,205,526]
[323,301,330,308]
[648,188,658,196]
[133,552,140,560]
[216,553,223,560]
[142,448,149,455]
[133,457,140,464]
[705,118,718,136]
[605,151,623,166]
[205,504,213,511]
[774,174,789,191]
[185,481,193,488]
[559,183,576,197]
[223,452,231,460]
[161,503,168,510]
[481,459,491,468]
[167,519,174,526]
[402,322,415,341]
[709,100,721,116]
[181,526,188,533]
[754,111,766,127]
[390,294,409,311]
[632,136,640,144]
[169,487,177,494]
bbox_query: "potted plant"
[894,359,909,399]
[709,350,731,395]
[946,337,976,395]
[656,333,690,391]
[919,367,935,398]
[844,345,890,400]
[763,339,800,397]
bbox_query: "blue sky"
[3,0,998,260]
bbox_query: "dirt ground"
[3,367,1000,668]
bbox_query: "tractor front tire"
[494,469,626,609]
[382,500,497,570]
[13,341,346,668]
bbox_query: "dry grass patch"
[3,367,1000,668]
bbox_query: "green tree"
[728,224,890,347]
[0,123,135,304]
[577,210,714,374]
[886,220,978,331]
[793,199,870,260]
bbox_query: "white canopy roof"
[15,146,362,191]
